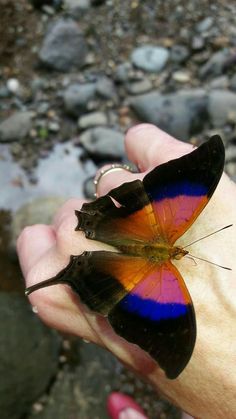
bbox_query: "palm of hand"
[17,125,236,418]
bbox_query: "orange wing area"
[106,202,162,243]
[77,179,164,247]
[151,195,208,244]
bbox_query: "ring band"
[94,163,137,198]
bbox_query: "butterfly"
[26,135,225,379]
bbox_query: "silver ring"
[93,163,137,198]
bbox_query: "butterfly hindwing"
[51,250,196,378]
[56,251,156,315]
[109,261,196,379]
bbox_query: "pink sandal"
[107,392,148,419]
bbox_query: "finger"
[95,124,193,197]
[17,224,56,277]
[25,249,104,343]
[53,198,115,255]
[95,166,142,197]
[125,124,193,171]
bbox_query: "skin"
[17,124,236,418]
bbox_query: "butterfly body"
[25,135,225,379]
[115,242,188,263]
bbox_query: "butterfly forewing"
[143,135,225,244]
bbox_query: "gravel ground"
[1,1,236,418]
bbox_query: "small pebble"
[7,78,20,94]
[48,121,60,132]
[172,71,190,83]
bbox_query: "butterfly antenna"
[187,253,232,271]
[183,224,233,249]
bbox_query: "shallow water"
[0,143,96,211]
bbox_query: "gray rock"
[11,196,66,250]
[0,111,33,142]
[131,45,169,73]
[37,102,50,115]
[78,111,108,129]
[196,17,213,33]
[63,83,97,116]
[172,71,190,83]
[48,121,60,132]
[39,19,87,71]
[225,145,236,162]
[6,78,21,95]
[130,89,208,141]
[64,0,91,11]
[0,293,60,419]
[199,49,230,79]
[170,44,189,63]
[83,176,96,199]
[114,62,133,83]
[208,90,236,127]
[79,127,125,158]
[191,35,205,51]
[0,86,10,98]
[229,74,236,91]
[29,342,119,419]
[209,76,229,89]
[125,78,152,95]
[96,77,117,100]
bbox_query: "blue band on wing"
[148,180,207,201]
[120,294,188,321]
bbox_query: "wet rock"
[39,19,87,71]
[0,293,60,419]
[131,45,169,73]
[170,44,189,63]
[96,77,117,100]
[28,342,119,419]
[63,83,97,116]
[208,90,236,128]
[0,111,33,142]
[130,89,208,141]
[78,111,108,129]
[199,49,230,79]
[125,78,152,95]
[79,127,125,159]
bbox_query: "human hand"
[17,124,236,418]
